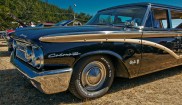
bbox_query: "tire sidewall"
[74,56,114,98]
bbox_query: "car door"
[170,9,182,65]
[139,7,180,75]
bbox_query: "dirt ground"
[0,38,182,105]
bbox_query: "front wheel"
[69,55,115,99]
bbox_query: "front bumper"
[10,52,73,94]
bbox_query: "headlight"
[25,46,33,62]
[12,40,17,49]
[15,40,44,69]
[31,46,44,69]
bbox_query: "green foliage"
[0,0,92,30]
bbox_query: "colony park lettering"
[48,52,81,58]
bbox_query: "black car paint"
[14,26,121,42]
[40,41,139,78]
[13,25,140,78]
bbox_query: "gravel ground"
[0,38,182,105]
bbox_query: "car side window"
[99,15,115,24]
[145,8,169,29]
[145,11,153,27]
[153,8,169,29]
[117,16,132,22]
[171,10,182,29]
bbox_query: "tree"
[67,6,74,13]
[0,0,91,31]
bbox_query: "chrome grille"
[16,41,29,62]
[15,40,44,69]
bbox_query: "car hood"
[13,25,122,43]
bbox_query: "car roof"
[99,2,182,12]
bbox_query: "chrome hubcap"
[81,61,106,91]
[87,67,101,85]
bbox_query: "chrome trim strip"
[18,48,26,53]
[106,39,182,59]
[37,68,72,77]
[14,38,32,45]
[142,3,151,26]
[40,33,182,59]
[39,32,181,43]
[87,39,182,59]
[39,32,141,42]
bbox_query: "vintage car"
[0,31,6,39]
[6,30,15,52]
[54,20,82,26]
[11,3,182,99]
[36,22,55,27]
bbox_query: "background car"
[54,19,82,26]
[0,31,7,39]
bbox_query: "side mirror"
[125,20,138,27]
[124,18,144,30]
[134,26,144,30]
[124,20,144,30]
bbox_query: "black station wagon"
[11,3,182,99]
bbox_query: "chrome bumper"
[10,52,73,94]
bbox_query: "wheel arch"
[73,50,130,78]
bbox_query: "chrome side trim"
[39,32,141,42]
[39,32,181,43]
[40,33,182,59]
[107,39,182,59]
[11,53,73,94]
[142,3,151,26]
[81,39,182,59]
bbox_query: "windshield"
[54,20,72,26]
[86,6,147,26]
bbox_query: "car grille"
[15,40,44,69]
[16,41,30,63]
